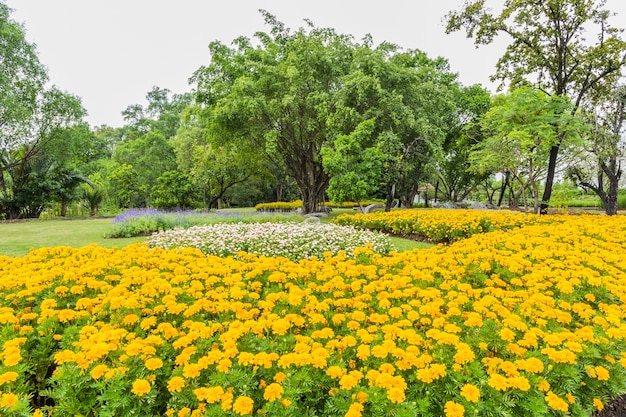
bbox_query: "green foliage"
[470,87,584,213]
[446,0,626,212]
[323,119,384,208]
[151,171,196,210]
[108,164,146,208]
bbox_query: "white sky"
[4,0,626,128]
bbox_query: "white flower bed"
[148,222,394,260]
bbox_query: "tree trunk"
[385,182,395,212]
[540,145,560,214]
[497,171,510,207]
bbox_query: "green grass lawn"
[0,218,147,257]
[0,210,431,257]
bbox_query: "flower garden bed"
[0,213,625,416]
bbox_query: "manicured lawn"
[0,218,146,257]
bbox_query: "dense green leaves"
[470,87,584,213]
[446,0,626,212]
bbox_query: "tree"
[446,0,626,213]
[322,119,385,211]
[151,171,196,210]
[568,85,625,215]
[328,43,457,211]
[435,84,492,203]
[172,105,267,210]
[191,11,357,214]
[469,87,583,213]
[108,163,145,208]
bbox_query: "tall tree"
[446,0,626,213]
[191,11,357,214]
[469,87,583,213]
[0,3,85,218]
[436,84,492,203]
[328,43,456,211]
[173,105,267,210]
[568,85,625,214]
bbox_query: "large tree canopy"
[446,0,626,212]
[191,12,358,214]
[0,3,85,218]
[327,43,459,210]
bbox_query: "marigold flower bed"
[334,208,555,243]
[0,215,625,416]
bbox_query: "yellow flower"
[544,391,568,412]
[145,357,163,370]
[0,393,19,409]
[593,398,604,411]
[326,366,345,379]
[232,396,254,415]
[274,372,287,383]
[90,364,109,379]
[264,383,284,401]
[487,374,508,391]
[167,376,185,393]
[595,366,610,381]
[0,371,19,386]
[460,384,480,403]
[345,402,364,417]
[444,400,465,417]
[131,379,151,397]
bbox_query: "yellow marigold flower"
[217,358,231,373]
[281,399,292,407]
[444,401,465,417]
[122,314,139,325]
[460,384,480,403]
[595,366,610,381]
[53,349,75,365]
[345,402,364,417]
[537,380,550,393]
[263,383,284,401]
[453,344,475,365]
[593,398,604,411]
[194,386,224,404]
[545,391,568,412]
[131,379,151,397]
[386,386,405,404]
[354,391,368,403]
[416,363,447,383]
[487,374,508,391]
[499,328,516,342]
[326,366,346,379]
[0,371,19,386]
[33,409,44,417]
[0,393,19,409]
[145,357,163,371]
[566,393,575,404]
[90,364,109,379]
[274,372,287,383]
[232,396,254,415]
[178,407,191,417]
[339,373,360,390]
[508,376,530,391]
[167,376,185,393]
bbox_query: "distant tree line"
[1,1,625,220]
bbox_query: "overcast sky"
[4,1,626,128]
